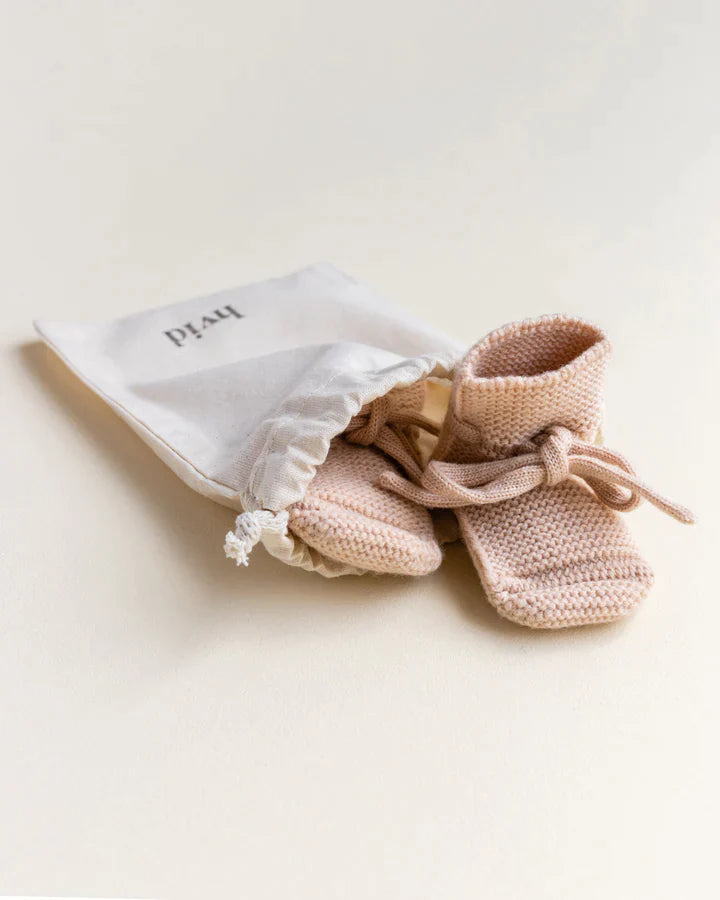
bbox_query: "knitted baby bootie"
[287,383,443,575]
[382,316,693,627]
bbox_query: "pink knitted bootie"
[288,383,443,576]
[381,316,693,627]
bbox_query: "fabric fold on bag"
[36,263,463,575]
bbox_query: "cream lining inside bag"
[36,264,463,576]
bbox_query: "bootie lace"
[380,424,694,524]
[344,395,440,483]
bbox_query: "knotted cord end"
[224,510,290,567]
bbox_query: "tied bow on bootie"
[380,424,694,524]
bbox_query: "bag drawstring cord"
[224,510,290,566]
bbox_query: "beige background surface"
[1,2,718,897]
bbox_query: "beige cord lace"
[379,424,694,524]
[344,395,440,483]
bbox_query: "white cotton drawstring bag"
[35,263,464,576]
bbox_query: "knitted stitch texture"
[386,316,690,627]
[287,383,442,576]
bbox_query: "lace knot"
[345,396,391,446]
[536,425,573,486]
[342,395,439,483]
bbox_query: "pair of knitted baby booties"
[259,316,693,629]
